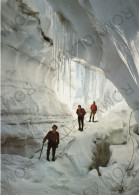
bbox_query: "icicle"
[62,23,65,94]
[66,32,72,101]
[84,68,90,105]
[57,13,60,91]
[70,59,71,100]
[60,18,63,73]
[81,66,85,104]
[54,12,57,71]
[76,34,78,58]
[76,62,79,87]
[47,2,75,99]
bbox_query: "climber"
[76,105,86,131]
[89,101,97,122]
[43,124,59,161]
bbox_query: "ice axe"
[39,142,44,160]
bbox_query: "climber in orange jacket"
[89,101,97,122]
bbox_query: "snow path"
[1,106,139,195]
[2,116,106,195]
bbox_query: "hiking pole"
[39,142,44,160]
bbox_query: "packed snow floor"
[1,104,139,195]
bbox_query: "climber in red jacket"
[89,101,97,122]
[76,105,86,131]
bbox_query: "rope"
[33,119,78,155]
[120,110,135,189]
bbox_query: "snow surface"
[1,0,139,194]
[1,103,139,195]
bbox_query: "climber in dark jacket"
[43,125,59,161]
[76,105,86,131]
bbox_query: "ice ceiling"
[1,0,139,122]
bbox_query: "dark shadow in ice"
[89,140,111,176]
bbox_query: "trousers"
[78,116,84,130]
[47,142,57,159]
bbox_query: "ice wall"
[1,0,69,116]
[1,0,124,117]
[48,0,139,121]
